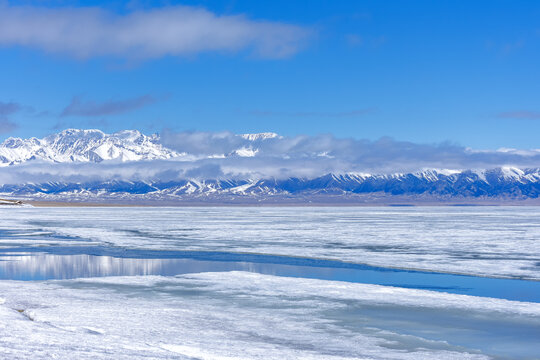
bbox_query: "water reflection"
[0,252,539,303]
[0,254,250,281]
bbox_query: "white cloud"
[1,130,540,185]
[0,4,311,59]
[160,130,540,175]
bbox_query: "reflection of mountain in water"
[0,254,220,280]
[1,252,540,303]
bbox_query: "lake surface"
[1,249,539,302]
[0,206,539,359]
[2,206,539,279]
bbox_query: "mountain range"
[0,129,283,166]
[0,129,539,204]
[0,129,180,165]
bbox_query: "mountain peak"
[0,128,178,166]
[112,129,144,138]
[240,132,279,141]
[54,128,105,137]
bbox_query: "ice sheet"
[3,271,537,359]
[1,206,539,279]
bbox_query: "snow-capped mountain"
[240,132,280,141]
[1,129,539,203]
[0,129,182,165]
[0,129,282,166]
[1,167,539,203]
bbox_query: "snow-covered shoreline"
[1,272,538,359]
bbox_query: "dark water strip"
[0,246,539,303]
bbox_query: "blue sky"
[1,0,539,149]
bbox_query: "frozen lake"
[0,206,539,359]
[1,250,540,302]
[2,206,539,279]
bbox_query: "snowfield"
[1,272,538,359]
[0,206,539,359]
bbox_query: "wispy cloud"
[0,102,21,117]
[486,38,528,56]
[345,34,363,47]
[0,101,22,133]
[249,108,376,118]
[497,111,540,120]
[502,39,525,55]
[0,120,17,133]
[0,4,311,60]
[61,95,159,117]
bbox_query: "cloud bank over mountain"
[159,130,540,174]
[0,129,539,186]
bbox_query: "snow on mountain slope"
[0,129,182,166]
[240,132,279,141]
[1,168,539,201]
[0,129,284,165]
[231,147,258,157]
[0,129,539,201]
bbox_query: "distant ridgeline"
[0,129,539,204]
[1,170,539,204]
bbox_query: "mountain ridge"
[1,129,540,203]
[0,129,283,166]
[0,129,180,165]
[2,167,539,203]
